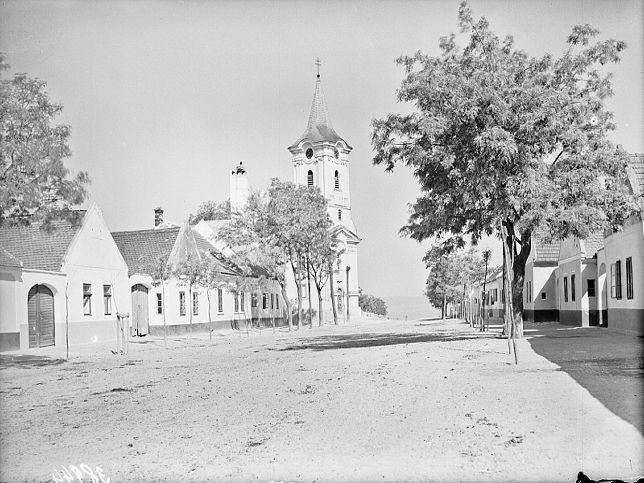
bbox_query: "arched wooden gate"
[27,285,55,348]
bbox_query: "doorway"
[131,284,149,336]
[27,285,55,348]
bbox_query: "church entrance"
[131,284,149,336]
[27,284,55,348]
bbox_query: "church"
[287,66,362,321]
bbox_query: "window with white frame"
[83,284,92,315]
[157,293,163,314]
[179,291,186,316]
[103,285,112,315]
[571,273,576,302]
[217,288,223,313]
[192,292,199,316]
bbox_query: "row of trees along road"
[218,178,341,332]
[371,2,639,352]
[1,54,90,229]
[358,291,388,317]
[424,247,486,321]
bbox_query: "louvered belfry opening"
[27,284,55,348]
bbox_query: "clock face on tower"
[305,148,313,159]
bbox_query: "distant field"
[382,295,441,321]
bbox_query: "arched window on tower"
[334,170,340,190]
[307,170,313,187]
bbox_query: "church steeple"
[288,62,350,150]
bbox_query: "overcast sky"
[1,0,642,298]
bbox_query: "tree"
[188,199,231,224]
[218,189,294,331]
[371,2,638,340]
[199,256,236,342]
[0,55,89,229]
[145,255,172,348]
[424,246,486,320]
[173,253,205,341]
[358,291,388,317]
[301,188,336,327]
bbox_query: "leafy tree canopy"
[358,291,388,316]
[371,2,638,326]
[189,199,231,224]
[0,54,89,229]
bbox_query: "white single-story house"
[0,204,130,351]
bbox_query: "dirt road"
[1,318,642,482]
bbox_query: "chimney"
[154,207,164,227]
[230,162,249,215]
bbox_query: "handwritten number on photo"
[51,465,109,483]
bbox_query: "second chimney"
[154,207,164,227]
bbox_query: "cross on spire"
[315,57,321,78]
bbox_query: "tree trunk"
[442,294,446,319]
[280,283,293,331]
[206,288,212,343]
[306,257,313,329]
[162,281,167,348]
[290,260,303,329]
[317,288,324,327]
[329,261,338,325]
[188,285,193,342]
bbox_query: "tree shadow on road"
[0,354,67,369]
[275,331,498,352]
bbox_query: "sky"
[1,0,642,298]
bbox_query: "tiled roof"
[112,226,237,278]
[111,227,180,277]
[289,77,349,149]
[627,153,644,201]
[532,234,561,262]
[0,245,21,268]
[0,218,84,271]
[581,231,604,258]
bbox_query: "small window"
[262,293,268,310]
[571,274,576,302]
[83,284,92,315]
[541,292,546,300]
[251,293,258,308]
[626,257,633,299]
[563,276,569,303]
[157,293,163,314]
[179,291,186,316]
[611,261,622,299]
[103,285,112,315]
[334,170,340,190]
[270,293,274,310]
[338,209,342,220]
[192,292,199,316]
[234,292,239,313]
[240,292,245,311]
[275,294,279,310]
[217,288,223,313]
[587,279,596,297]
[307,170,313,187]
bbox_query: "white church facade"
[287,71,362,321]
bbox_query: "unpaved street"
[1,318,642,483]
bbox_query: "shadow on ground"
[526,323,644,435]
[0,354,67,369]
[276,330,497,352]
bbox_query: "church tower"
[288,61,361,320]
